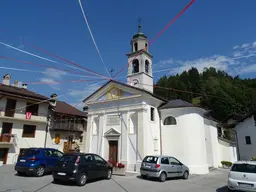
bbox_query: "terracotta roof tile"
[0,83,49,101]
[55,101,87,117]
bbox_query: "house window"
[145,43,148,51]
[245,136,251,145]
[150,107,155,121]
[5,98,17,117]
[163,116,177,125]
[26,102,39,116]
[22,125,36,138]
[145,60,149,73]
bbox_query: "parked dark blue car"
[15,147,63,177]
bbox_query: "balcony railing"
[0,134,14,144]
[51,121,85,132]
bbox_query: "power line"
[112,0,196,78]
[24,79,98,85]
[0,32,111,80]
[0,41,58,64]
[0,56,104,78]
[1,80,106,115]
[0,66,104,79]
[77,0,111,78]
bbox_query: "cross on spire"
[137,18,142,33]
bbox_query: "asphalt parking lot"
[0,165,230,192]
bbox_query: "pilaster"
[120,112,128,163]
[85,115,92,153]
[97,114,104,155]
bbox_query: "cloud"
[154,40,256,76]
[40,68,67,90]
[66,80,107,108]
[240,64,256,74]
[42,68,67,80]
[233,45,239,50]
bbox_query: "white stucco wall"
[218,138,237,165]
[160,107,209,174]
[235,116,256,160]
[0,119,47,164]
[85,83,164,172]
[0,96,48,165]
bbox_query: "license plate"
[145,164,151,168]
[19,159,26,162]
[57,172,66,176]
[240,184,252,188]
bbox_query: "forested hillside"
[154,67,256,122]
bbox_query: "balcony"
[51,121,85,132]
[0,111,47,123]
[0,134,15,148]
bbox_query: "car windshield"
[231,163,256,173]
[143,156,158,164]
[59,155,78,163]
[20,149,38,157]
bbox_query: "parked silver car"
[140,155,189,182]
[228,160,256,191]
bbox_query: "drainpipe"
[158,110,163,155]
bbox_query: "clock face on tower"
[132,79,139,86]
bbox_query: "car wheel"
[35,166,45,177]
[76,173,87,186]
[106,169,112,180]
[183,171,189,180]
[159,172,167,182]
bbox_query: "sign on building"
[106,115,120,126]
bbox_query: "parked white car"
[228,160,256,191]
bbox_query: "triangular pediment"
[104,128,120,137]
[85,81,142,103]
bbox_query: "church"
[83,24,237,174]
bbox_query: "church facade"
[83,25,237,174]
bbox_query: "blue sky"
[1,0,256,109]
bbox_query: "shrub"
[221,161,232,167]
[251,156,256,161]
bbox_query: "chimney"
[49,93,57,107]
[22,83,28,89]
[2,74,11,86]
[14,80,19,87]
[50,93,57,100]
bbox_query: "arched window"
[145,43,148,51]
[163,116,177,125]
[145,60,149,73]
[134,42,138,52]
[132,59,139,73]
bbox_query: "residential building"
[226,110,256,160]
[0,74,49,165]
[83,24,237,174]
[46,94,87,153]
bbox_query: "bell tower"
[126,22,153,93]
